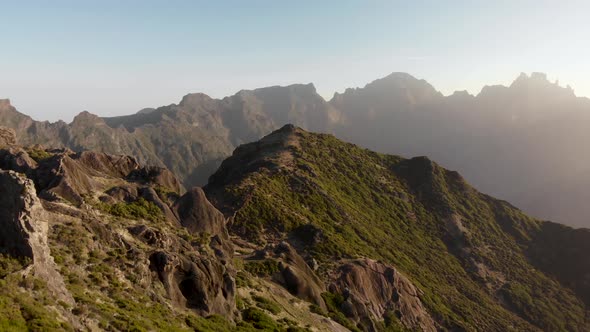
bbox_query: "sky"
[1,0,589,122]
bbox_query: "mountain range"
[1,124,590,331]
[1,72,588,229]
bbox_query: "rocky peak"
[173,187,227,236]
[366,72,439,94]
[509,72,575,96]
[329,258,437,332]
[0,99,12,109]
[71,110,104,126]
[449,90,475,100]
[179,93,214,107]
[331,72,443,111]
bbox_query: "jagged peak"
[449,90,474,98]
[477,72,576,99]
[275,123,298,134]
[509,72,574,94]
[72,111,103,124]
[511,72,550,87]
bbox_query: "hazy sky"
[1,0,589,122]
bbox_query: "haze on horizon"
[1,0,589,122]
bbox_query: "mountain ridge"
[1,124,590,330]
[2,72,590,227]
[204,124,590,331]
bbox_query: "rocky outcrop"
[0,126,16,146]
[131,184,237,319]
[174,187,227,236]
[0,170,74,305]
[0,142,239,329]
[149,250,236,318]
[0,146,37,174]
[76,150,140,178]
[329,259,436,332]
[139,187,178,222]
[127,165,183,194]
[255,242,327,310]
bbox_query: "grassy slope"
[206,127,588,331]
[0,201,311,332]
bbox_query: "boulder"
[329,259,436,332]
[262,242,327,310]
[173,187,226,236]
[149,250,236,318]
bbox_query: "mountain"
[0,83,338,190]
[204,125,590,331]
[2,72,590,227]
[1,125,590,331]
[330,72,590,228]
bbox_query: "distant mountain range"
[1,72,589,227]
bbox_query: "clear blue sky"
[1,0,589,121]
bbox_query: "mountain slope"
[205,125,590,331]
[0,129,346,332]
[1,125,590,331]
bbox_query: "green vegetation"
[0,254,30,278]
[320,292,361,332]
[240,307,282,331]
[26,147,53,162]
[155,185,180,203]
[210,129,588,331]
[97,197,163,222]
[40,189,294,332]
[0,255,72,331]
[245,260,280,277]
[253,295,282,314]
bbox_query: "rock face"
[0,143,238,329]
[174,187,226,236]
[0,146,37,179]
[149,250,236,318]
[0,126,16,146]
[0,146,184,208]
[0,170,73,305]
[329,259,436,332]
[267,242,327,310]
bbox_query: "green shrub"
[97,198,163,222]
[244,260,280,277]
[0,254,30,277]
[241,307,282,331]
[26,148,53,162]
[253,296,282,314]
